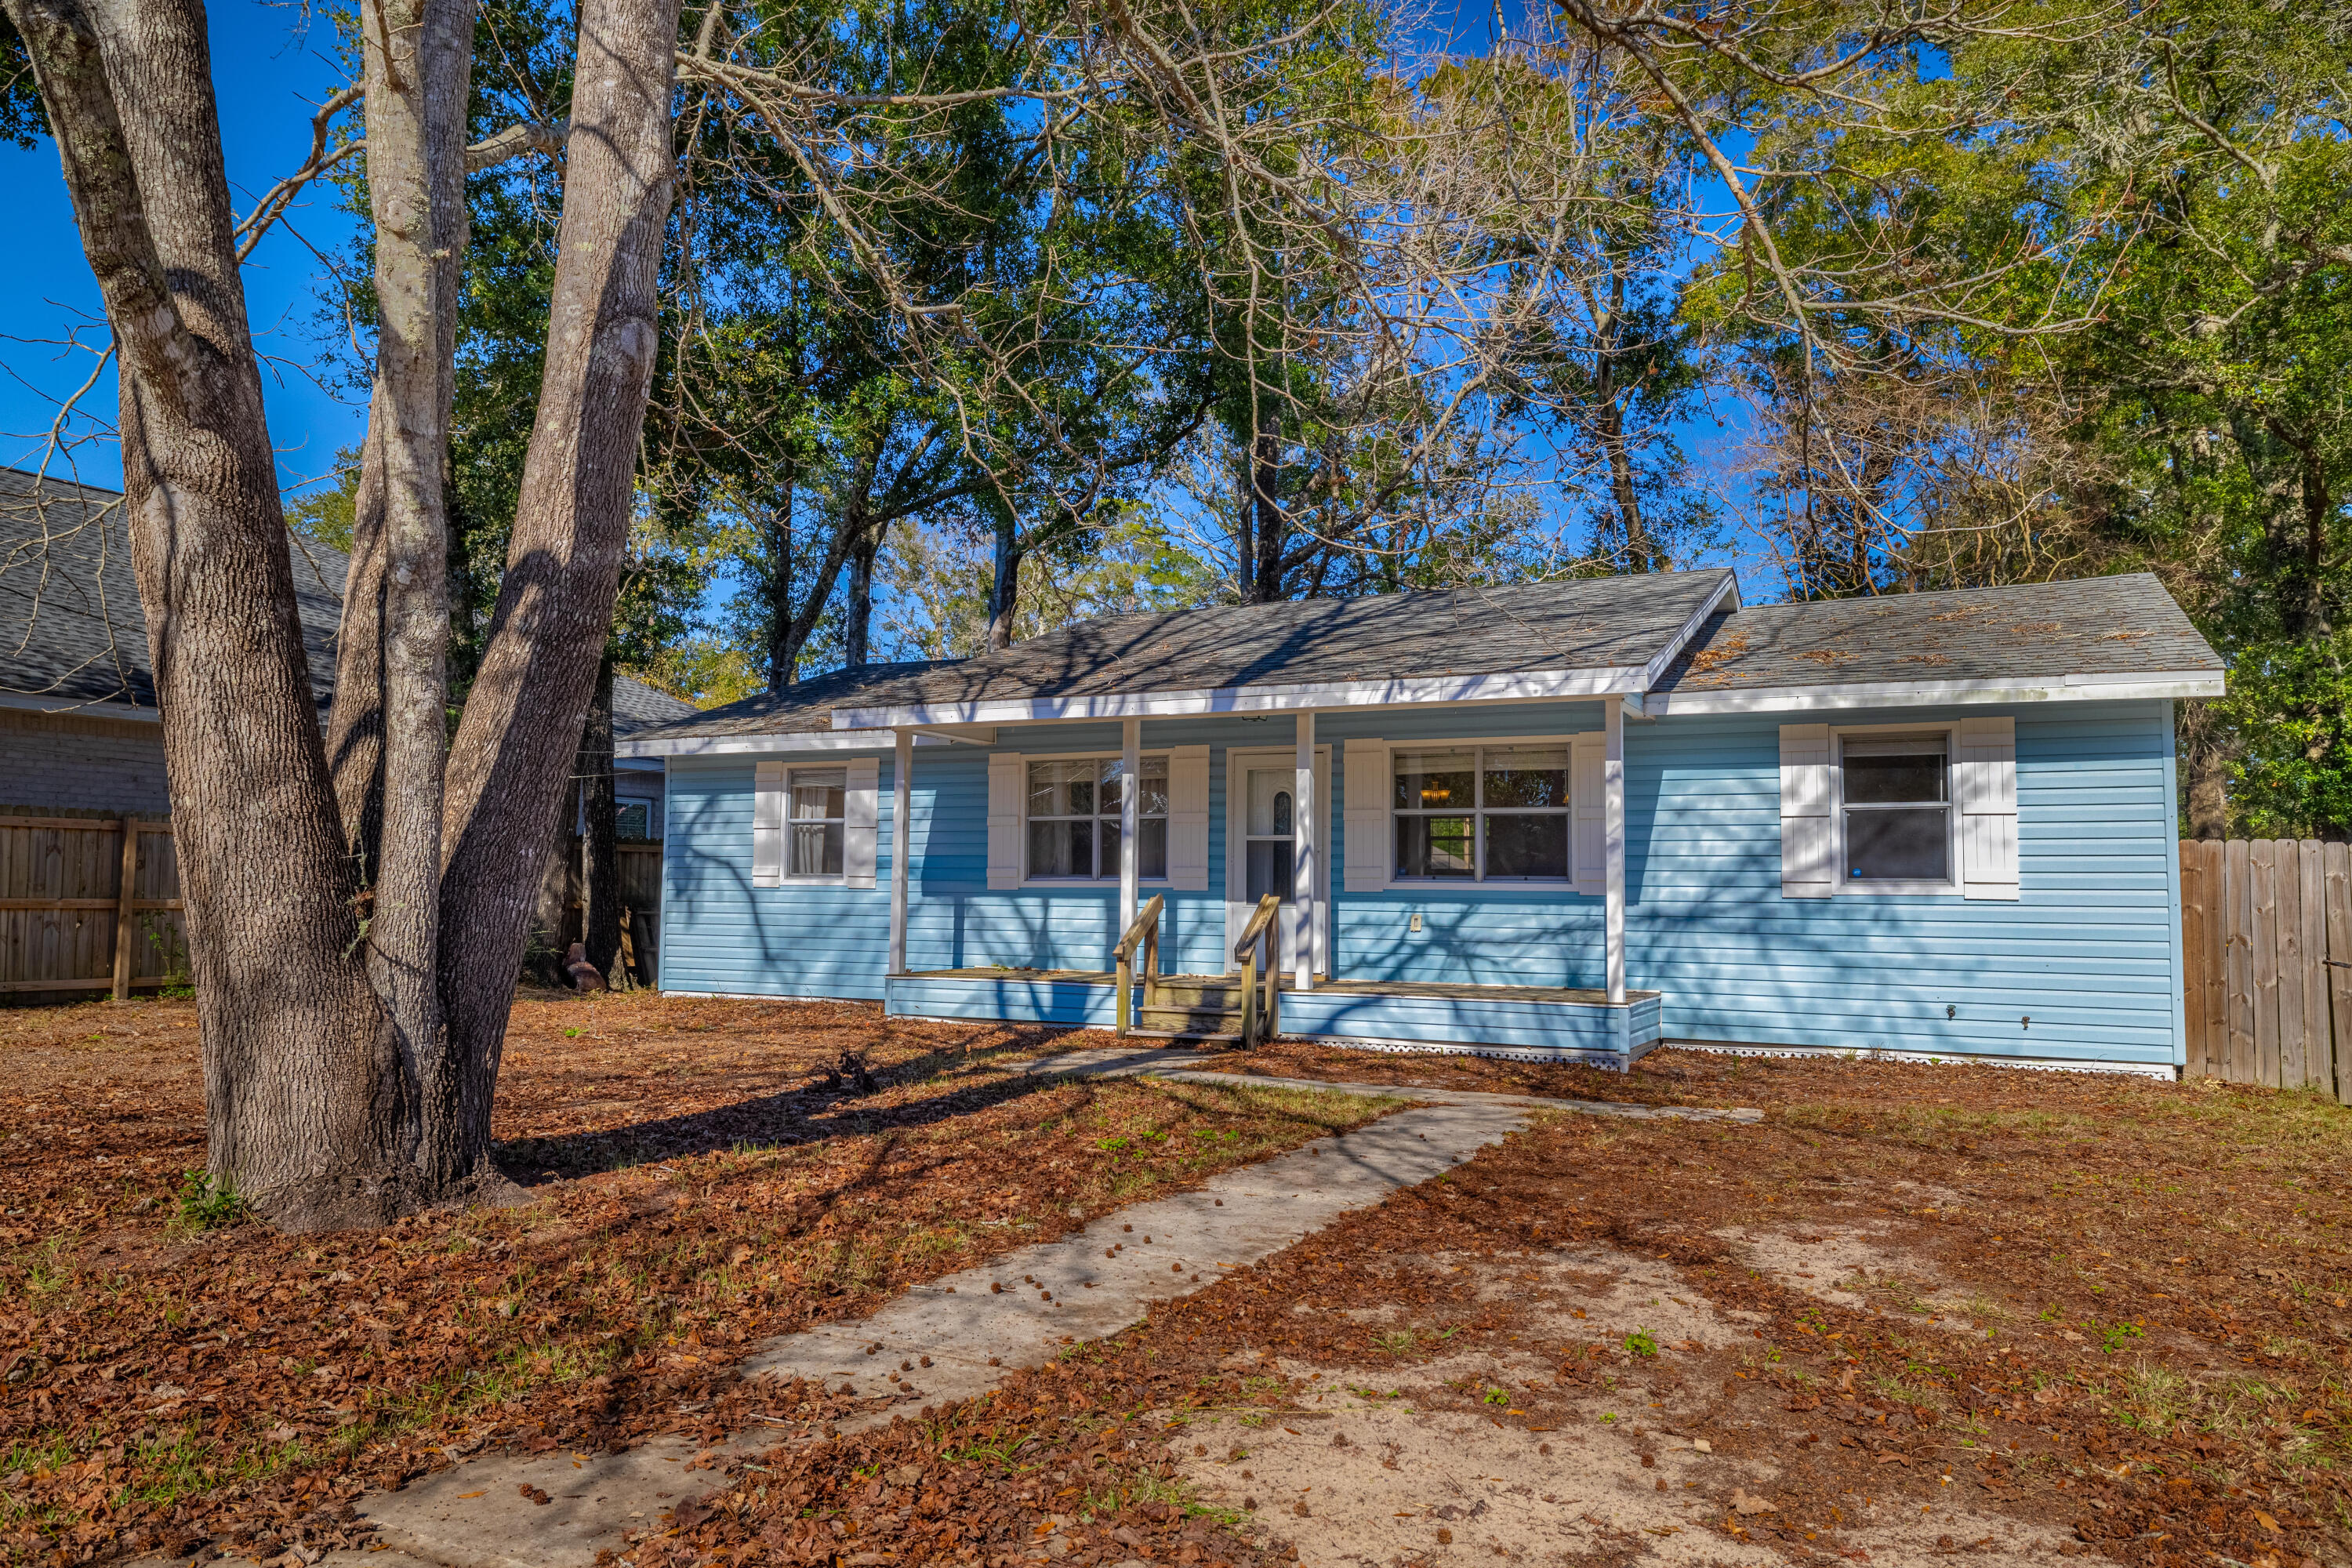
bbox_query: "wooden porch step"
[1126,1029,1245,1044]
[1138,1004,1245,1033]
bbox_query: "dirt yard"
[681,1043,2351,1568]
[4,999,2350,1568]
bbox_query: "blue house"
[623,570,2224,1075]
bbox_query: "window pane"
[1482,746,1570,809]
[1245,770,1293,837]
[1027,759,1094,818]
[1396,815,1473,878]
[1846,807,1947,880]
[1844,741,1947,805]
[791,768,846,821]
[1486,814,1568,879]
[1138,755,1169,818]
[1097,756,1170,818]
[1394,750,1473,811]
[1245,839,1294,902]
[789,822,844,877]
[1109,818,1171,880]
[615,803,650,840]
[1027,817,1095,878]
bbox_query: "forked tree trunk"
[433,0,684,1182]
[11,0,683,1226]
[9,0,412,1229]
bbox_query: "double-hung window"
[1392,745,1570,882]
[1839,734,1950,887]
[787,767,847,879]
[1026,756,1168,880]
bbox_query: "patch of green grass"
[170,1171,249,1233]
[1624,1329,1659,1358]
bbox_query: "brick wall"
[0,706,172,815]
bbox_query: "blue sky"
[0,2,368,494]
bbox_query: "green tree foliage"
[1646,0,2349,835]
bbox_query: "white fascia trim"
[0,691,161,721]
[620,728,940,759]
[1650,673,2223,716]
[830,665,1652,730]
[1639,573,1741,689]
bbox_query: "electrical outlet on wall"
[1409,912,1422,933]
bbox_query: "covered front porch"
[870,700,1656,1067]
[867,693,1649,1063]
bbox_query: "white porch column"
[1120,717,1141,931]
[1604,698,1626,1006]
[888,728,913,976]
[1294,709,1316,992]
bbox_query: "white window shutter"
[1957,715,2020,900]
[843,757,880,888]
[752,760,784,887]
[1341,741,1389,891]
[1780,723,1834,898]
[1570,732,1606,895]
[1167,745,1211,891]
[986,753,1024,890]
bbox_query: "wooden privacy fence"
[2178,838,2352,1101]
[0,814,186,998]
[3,812,665,1000]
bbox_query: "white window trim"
[1831,721,1962,897]
[779,762,849,885]
[1018,747,1175,889]
[1385,737,1577,889]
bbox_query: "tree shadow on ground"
[492,1024,1168,1181]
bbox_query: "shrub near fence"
[2179,839,2352,1102]
[0,812,186,999]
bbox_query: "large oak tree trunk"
[9,0,412,1229]
[433,0,683,1181]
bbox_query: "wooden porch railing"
[1233,893,1281,1047]
[1112,893,1165,1036]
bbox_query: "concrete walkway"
[336,1051,1758,1568]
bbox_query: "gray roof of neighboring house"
[1650,573,2222,699]
[0,465,696,735]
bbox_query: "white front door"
[1225,746,1329,976]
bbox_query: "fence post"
[111,817,139,1001]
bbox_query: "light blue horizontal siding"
[1282,990,1657,1055]
[662,698,2183,1068]
[886,975,1117,1027]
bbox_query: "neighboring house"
[0,466,694,824]
[628,570,2224,1073]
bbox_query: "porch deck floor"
[901,968,1660,1007]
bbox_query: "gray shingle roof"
[0,466,696,735]
[629,571,1735,743]
[0,464,348,712]
[634,661,957,742]
[1651,574,2221,699]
